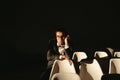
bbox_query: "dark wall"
[15,7,120,53]
[1,1,120,79]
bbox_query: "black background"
[0,1,120,80]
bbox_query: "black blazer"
[47,39,74,68]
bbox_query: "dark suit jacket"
[47,39,74,68]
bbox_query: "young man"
[47,27,74,69]
[40,27,74,80]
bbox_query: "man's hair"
[55,27,68,37]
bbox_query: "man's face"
[56,31,65,45]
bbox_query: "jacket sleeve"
[65,45,74,60]
[47,49,59,61]
[47,39,59,61]
[65,38,74,59]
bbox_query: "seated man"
[47,27,74,69]
[40,27,74,80]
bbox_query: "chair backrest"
[109,58,120,74]
[49,59,76,80]
[114,52,120,57]
[94,51,109,74]
[72,52,87,62]
[79,59,103,80]
[57,59,76,73]
[94,51,108,58]
[51,73,81,80]
[106,47,114,57]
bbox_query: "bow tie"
[58,45,64,48]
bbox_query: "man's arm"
[64,45,73,59]
[47,49,59,61]
[64,35,74,59]
[47,48,60,68]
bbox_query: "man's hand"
[59,55,66,60]
[64,35,69,45]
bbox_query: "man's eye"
[57,36,63,38]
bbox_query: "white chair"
[94,51,109,74]
[106,47,114,57]
[114,52,120,57]
[49,59,76,80]
[72,52,87,62]
[51,73,80,80]
[109,58,120,74]
[72,52,87,74]
[94,51,108,58]
[79,59,103,80]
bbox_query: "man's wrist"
[65,44,69,49]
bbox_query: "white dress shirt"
[57,43,69,55]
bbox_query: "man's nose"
[59,38,62,40]
[58,38,63,40]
